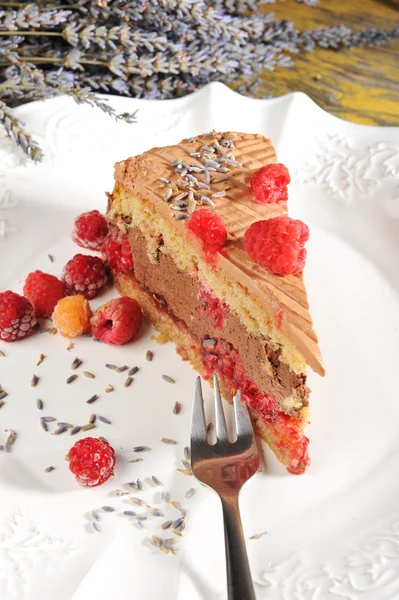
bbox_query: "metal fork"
[190,375,260,600]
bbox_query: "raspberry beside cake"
[105,131,324,474]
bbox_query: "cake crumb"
[151,333,169,344]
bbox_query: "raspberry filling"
[201,338,309,475]
[201,338,277,419]
[139,282,309,474]
[197,284,230,329]
[274,413,310,475]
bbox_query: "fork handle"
[220,495,257,600]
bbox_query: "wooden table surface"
[253,0,399,126]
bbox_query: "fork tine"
[213,374,228,442]
[191,376,208,443]
[233,390,253,438]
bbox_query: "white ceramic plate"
[1,83,399,600]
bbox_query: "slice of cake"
[105,131,324,474]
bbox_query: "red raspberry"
[91,297,142,345]
[0,291,37,342]
[67,437,115,487]
[72,210,108,251]
[249,163,291,204]
[102,232,133,275]
[244,216,309,275]
[188,208,227,253]
[62,254,107,300]
[23,270,65,318]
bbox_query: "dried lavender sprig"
[300,26,399,51]
[0,81,138,121]
[64,86,137,123]
[0,99,43,160]
[0,5,72,30]
[0,45,394,89]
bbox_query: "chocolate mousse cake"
[105,131,324,474]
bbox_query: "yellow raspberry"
[52,295,92,338]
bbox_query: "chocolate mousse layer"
[128,226,309,414]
